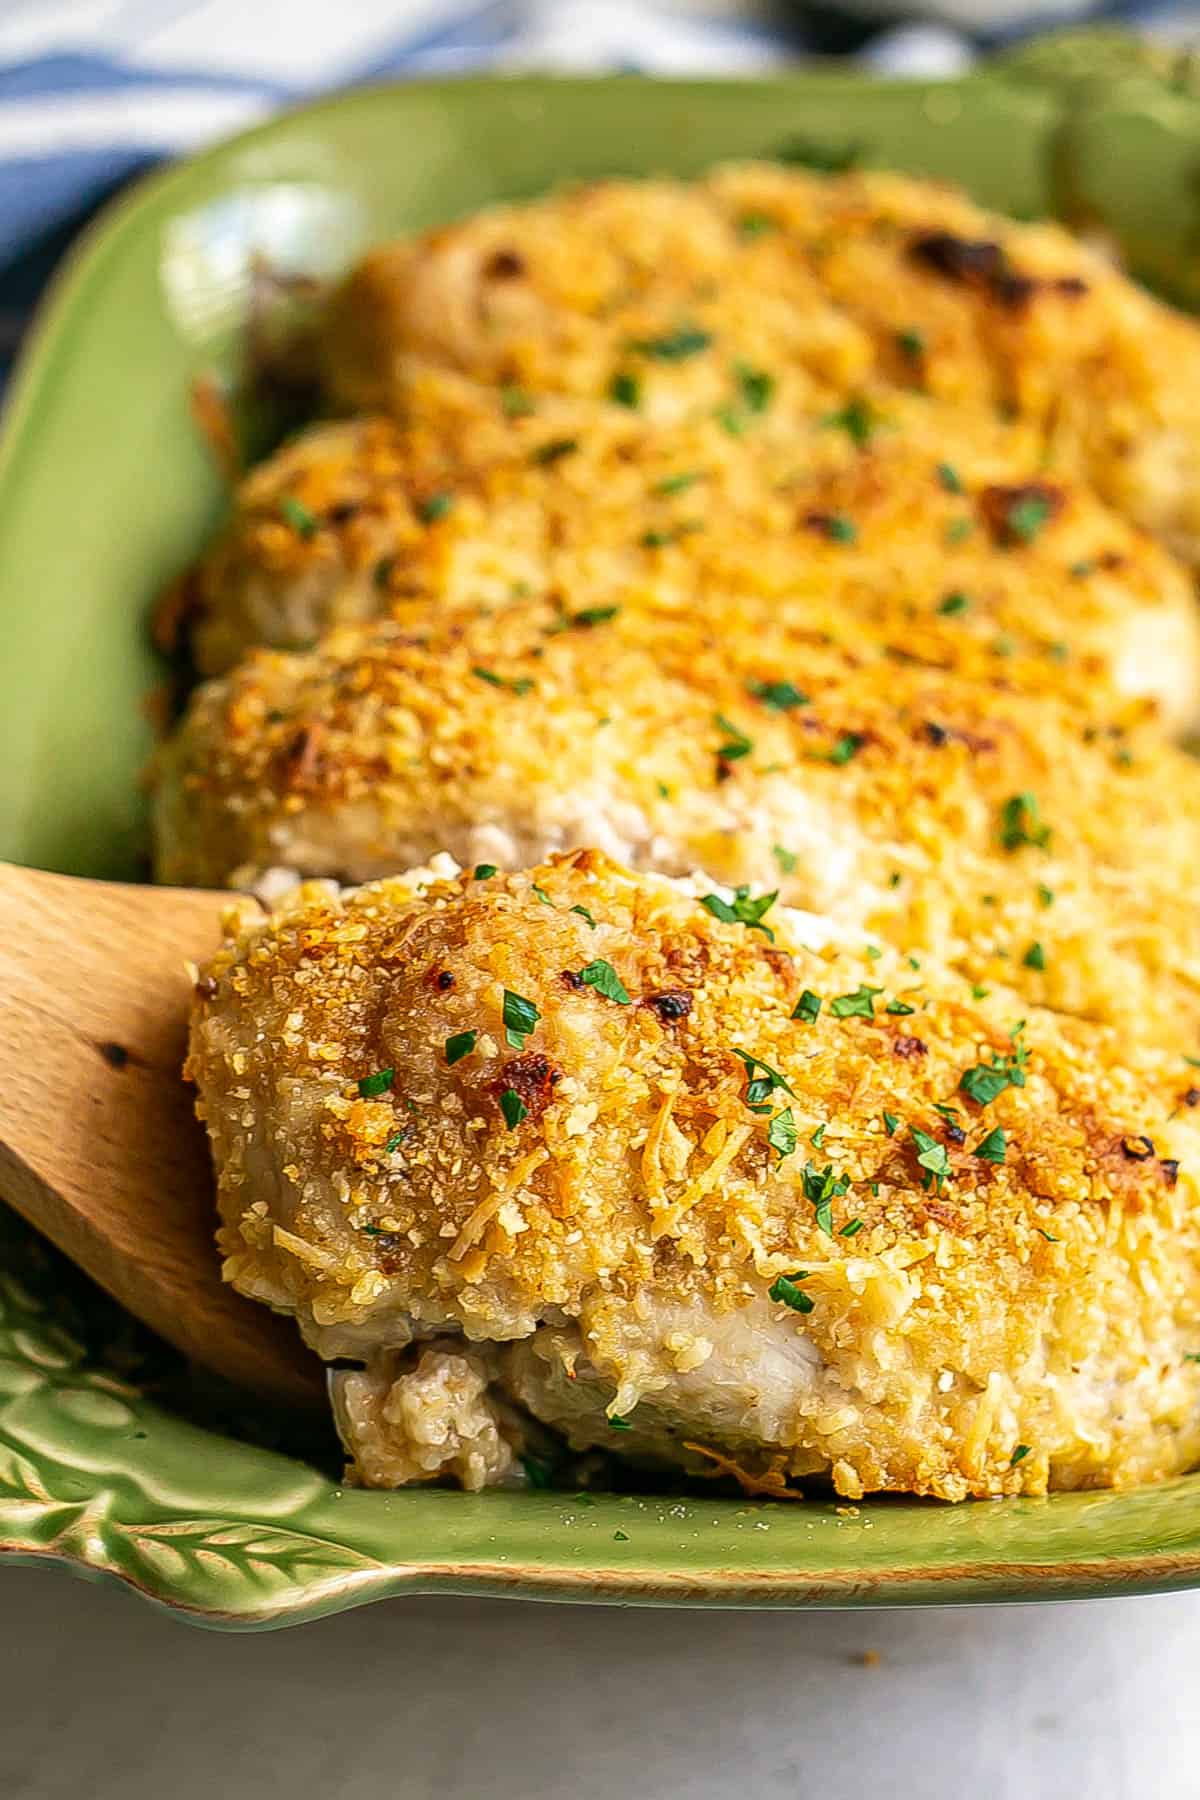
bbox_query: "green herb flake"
[768,1269,813,1313]
[823,397,875,446]
[945,518,973,545]
[701,885,779,940]
[826,732,864,765]
[999,791,1051,852]
[654,470,702,496]
[896,328,925,361]
[444,1031,477,1066]
[501,385,535,418]
[714,712,754,763]
[383,1132,407,1154]
[356,1068,394,1099]
[938,591,969,617]
[471,665,534,697]
[959,1044,1028,1107]
[802,1161,851,1236]
[911,1127,952,1191]
[416,491,454,524]
[1010,1444,1032,1467]
[531,885,554,907]
[1022,940,1046,971]
[499,1088,528,1130]
[843,1219,867,1240]
[280,495,318,538]
[768,1107,799,1164]
[736,362,775,413]
[473,863,498,880]
[628,324,712,362]
[731,1049,796,1113]
[1036,1227,1059,1243]
[831,984,883,1020]
[971,984,990,1001]
[937,462,964,495]
[975,1126,1007,1164]
[609,370,641,409]
[608,1414,633,1432]
[502,989,541,1049]
[1037,883,1055,909]
[530,436,579,466]
[737,211,778,239]
[883,1111,900,1137]
[825,515,858,545]
[1006,495,1052,543]
[885,999,916,1016]
[577,959,630,1006]
[747,678,809,715]
[570,903,597,929]
[793,990,822,1024]
[773,844,798,875]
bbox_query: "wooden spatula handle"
[0,863,324,1410]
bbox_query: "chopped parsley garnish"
[1010,1444,1031,1466]
[831,984,883,1020]
[642,523,702,549]
[827,732,863,765]
[793,990,822,1023]
[802,1161,850,1236]
[714,713,753,762]
[933,1103,959,1123]
[530,436,579,466]
[911,1126,952,1190]
[570,903,597,928]
[810,1122,827,1149]
[1022,941,1046,971]
[444,1031,477,1065]
[823,397,875,447]
[628,324,712,361]
[383,1131,407,1154]
[569,605,620,628]
[999,791,1051,852]
[701,885,779,939]
[576,959,630,1005]
[975,1126,1007,1164]
[768,1268,813,1312]
[824,515,858,545]
[737,211,778,239]
[502,989,540,1049]
[1036,1227,1059,1243]
[471,665,534,697]
[654,470,702,496]
[499,1088,527,1129]
[896,328,925,361]
[747,678,809,712]
[356,1068,394,1099]
[945,518,973,544]
[1037,883,1055,908]
[608,1414,632,1432]
[731,1049,796,1113]
[959,1043,1028,1107]
[416,491,454,523]
[885,999,916,1016]
[883,1112,899,1137]
[735,362,775,413]
[768,1107,798,1164]
[937,462,964,496]
[531,885,553,906]
[474,863,498,879]
[840,1218,865,1238]
[280,495,317,538]
[773,844,798,875]
[609,370,641,409]
[938,591,969,617]
[971,984,990,1001]
[1006,495,1052,542]
[501,385,535,417]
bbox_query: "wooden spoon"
[0,861,324,1410]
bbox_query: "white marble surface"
[2,1563,1198,1797]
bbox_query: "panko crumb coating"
[187,853,1200,1501]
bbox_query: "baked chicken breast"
[187,853,1200,1500]
[154,590,1200,1054]
[179,368,1200,733]
[321,164,1200,562]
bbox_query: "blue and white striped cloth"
[0,0,1194,383]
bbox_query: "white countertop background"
[2,1562,1197,1797]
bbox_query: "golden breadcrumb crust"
[156,586,1200,1053]
[181,367,1200,734]
[321,162,1200,560]
[188,853,1200,1499]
